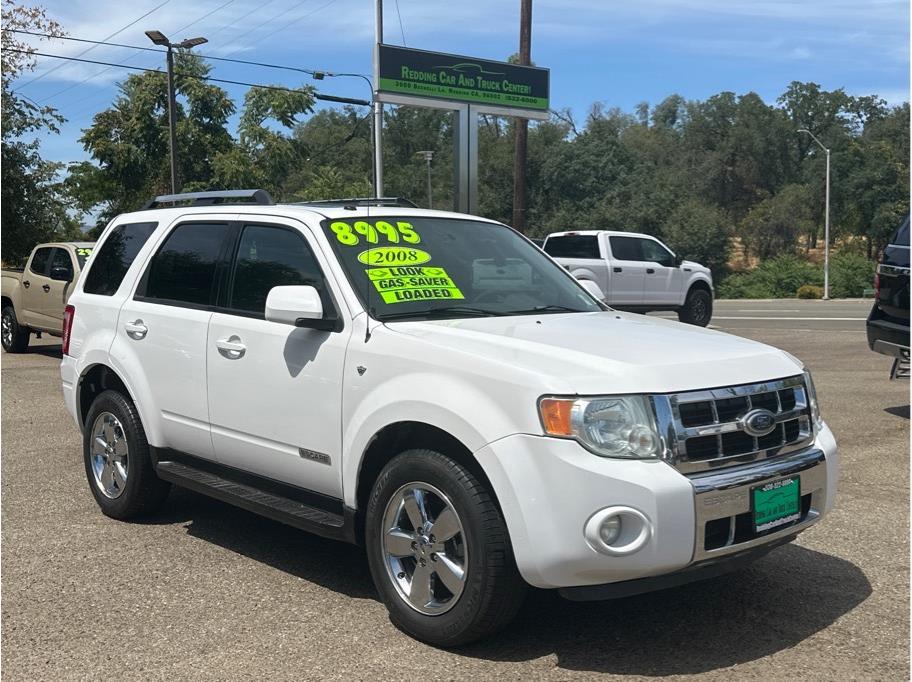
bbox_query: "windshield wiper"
[503,304,587,316]
[378,306,500,321]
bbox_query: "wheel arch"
[77,363,136,428]
[353,421,501,543]
[1,295,13,310]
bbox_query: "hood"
[386,311,802,395]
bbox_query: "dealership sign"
[377,44,550,112]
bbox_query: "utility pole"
[511,0,532,232]
[145,31,207,194]
[416,151,434,208]
[373,0,384,198]
[798,128,831,300]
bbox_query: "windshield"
[321,216,603,320]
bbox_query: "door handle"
[124,320,148,340]
[646,268,656,274]
[216,335,246,359]
[42,284,51,292]
[23,280,30,289]
[613,267,623,273]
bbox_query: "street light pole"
[416,151,434,208]
[145,31,208,195]
[798,128,831,300]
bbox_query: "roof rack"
[141,189,274,210]
[294,197,418,209]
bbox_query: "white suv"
[61,190,838,646]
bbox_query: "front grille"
[655,376,814,474]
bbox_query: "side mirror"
[674,253,685,267]
[49,266,72,282]
[579,279,605,300]
[265,285,339,332]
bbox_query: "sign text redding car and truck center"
[377,44,550,112]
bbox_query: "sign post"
[374,43,549,214]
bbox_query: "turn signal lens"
[539,398,574,436]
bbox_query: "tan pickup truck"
[2,241,94,353]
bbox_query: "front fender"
[341,371,518,508]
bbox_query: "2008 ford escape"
[61,190,838,646]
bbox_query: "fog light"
[584,506,652,556]
[599,516,621,545]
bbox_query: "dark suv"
[867,216,910,378]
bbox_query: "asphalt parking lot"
[2,299,908,681]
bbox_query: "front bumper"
[60,353,80,427]
[474,422,838,590]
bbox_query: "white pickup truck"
[543,230,714,326]
[60,190,837,646]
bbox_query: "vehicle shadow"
[153,488,870,673]
[26,343,62,358]
[885,405,910,420]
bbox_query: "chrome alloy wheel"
[381,482,468,615]
[2,311,13,348]
[90,412,129,499]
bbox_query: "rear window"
[84,222,157,296]
[892,216,909,247]
[142,222,229,307]
[543,235,600,259]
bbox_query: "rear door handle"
[613,267,623,273]
[42,284,51,292]
[23,280,30,289]
[124,320,148,340]
[646,268,656,274]
[216,335,246,359]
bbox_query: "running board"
[155,459,354,542]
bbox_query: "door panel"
[40,248,75,331]
[206,222,348,497]
[606,236,646,305]
[20,247,53,327]
[640,238,684,305]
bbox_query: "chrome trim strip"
[689,447,824,494]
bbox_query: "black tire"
[2,305,30,353]
[678,287,713,326]
[365,449,526,647]
[82,389,170,519]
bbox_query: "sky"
[10,0,911,166]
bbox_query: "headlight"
[539,395,661,459]
[803,370,823,429]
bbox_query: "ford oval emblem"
[741,408,777,437]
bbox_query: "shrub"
[717,255,822,299]
[829,252,875,298]
[797,285,823,299]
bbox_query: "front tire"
[2,305,30,353]
[82,390,170,519]
[365,449,526,647]
[678,287,713,326]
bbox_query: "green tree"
[740,184,814,259]
[1,0,79,265]
[661,199,731,275]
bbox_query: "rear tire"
[82,390,170,519]
[678,287,713,327]
[365,449,526,647]
[2,305,30,353]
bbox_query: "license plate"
[752,477,801,533]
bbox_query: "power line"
[14,0,173,91]
[215,0,314,59]
[32,0,239,103]
[219,0,339,60]
[394,0,407,45]
[4,49,370,105]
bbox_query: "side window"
[640,239,675,267]
[143,222,230,307]
[542,235,600,259]
[84,222,158,296]
[609,236,643,261]
[893,216,909,247]
[29,247,53,275]
[50,248,74,279]
[228,224,325,315]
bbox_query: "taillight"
[874,269,881,301]
[62,304,75,356]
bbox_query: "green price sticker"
[366,265,464,304]
[357,247,431,266]
[330,220,420,246]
